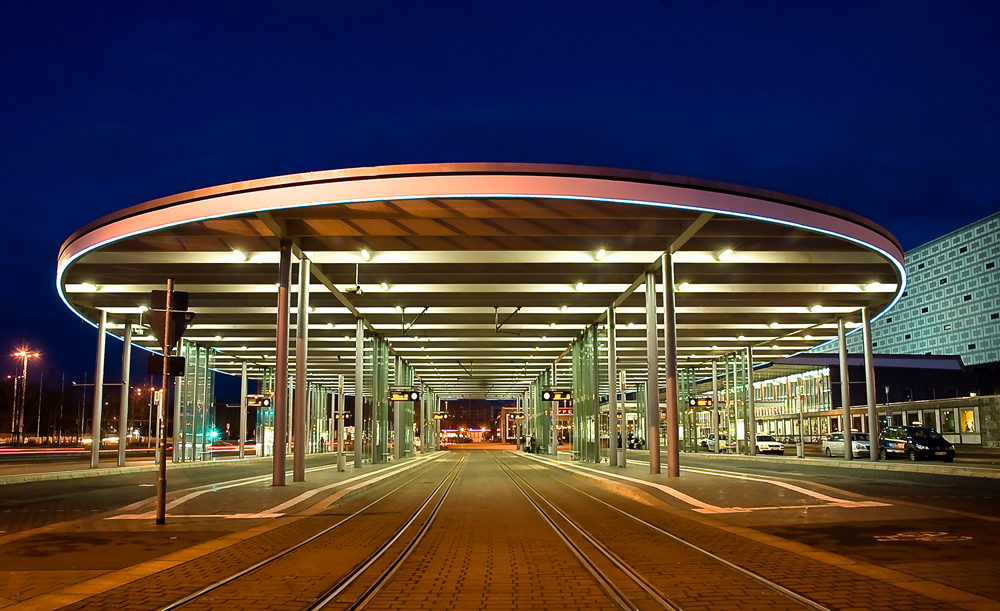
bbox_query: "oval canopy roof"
[58,163,905,398]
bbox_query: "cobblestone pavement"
[362,452,613,611]
[1,448,999,611]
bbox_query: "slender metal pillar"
[239,361,248,459]
[293,258,310,481]
[838,319,853,460]
[551,361,559,457]
[644,272,660,474]
[273,240,292,486]
[607,306,618,467]
[746,346,757,456]
[712,359,719,454]
[393,356,402,460]
[862,307,879,462]
[661,253,678,477]
[117,320,133,467]
[90,310,107,469]
[337,374,346,470]
[201,350,211,460]
[724,355,731,451]
[619,370,627,468]
[354,318,364,468]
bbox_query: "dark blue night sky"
[2,1,998,382]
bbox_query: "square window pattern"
[809,212,1000,366]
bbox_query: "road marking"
[518,453,737,513]
[108,454,442,520]
[527,455,890,513]
[679,465,890,507]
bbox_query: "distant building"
[816,211,1000,389]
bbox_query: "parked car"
[700,433,736,452]
[754,434,784,455]
[878,426,955,462]
[822,432,871,457]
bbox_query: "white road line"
[518,453,739,513]
[526,455,889,513]
[109,454,441,520]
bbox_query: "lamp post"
[12,349,40,446]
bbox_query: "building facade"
[823,212,1000,375]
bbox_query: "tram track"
[496,452,835,611]
[147,455,466,611]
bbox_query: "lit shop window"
[960,408,977,433]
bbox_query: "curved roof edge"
[59,162,902,258]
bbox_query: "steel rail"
[307,455,468,610]
[527,454,835,611]
[495,454,682,611]
[155,457,453,611]
[493,454,652,611]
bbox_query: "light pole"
[12,349,40,446]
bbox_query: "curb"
[684,452,1000,479]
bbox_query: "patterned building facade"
[820,211,1000,368]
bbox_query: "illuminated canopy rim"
[56,163,905,397]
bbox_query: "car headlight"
[913,443,928,450]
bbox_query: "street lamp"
[12,349,40,446]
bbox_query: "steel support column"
[394,355,403,460]
[239,360,247,459]
[90,310,107,469]
[117,320,133,467]
[862,306,879,462]
[293,257,310,481]
[838,318,853,460]
[607,306,618,467]
[746,346,757,456]
[273,240,292,486]
[551,361,558,457]
[337,374,346,471]
[644,272,660,474]
[354,318,364,468]
[661,253,678,477]
[712,359,719,454]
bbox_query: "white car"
[822,432,870,457]
[700,433,735,452]
[754,434,784,455]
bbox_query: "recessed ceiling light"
[678,282,691,291]
[863,282,882,292]
[214,335,222,341]
[232,249,248,262]
[574,282,585,291]
[560,305,568,313]
[627,322,634,328]
[360,248,371,261]
[717,248,734,261]
[380,282,389,291]
[395,305,403,313]
[810,304,823,312]
[550,322,557,328]
[804,334,813,340]
[595,248,607,261]
[80,282,97,292]
[769,322,780,329]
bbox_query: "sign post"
[151,281,193,526]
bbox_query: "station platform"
[2,449,999,611]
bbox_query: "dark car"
[878,426,955,462]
